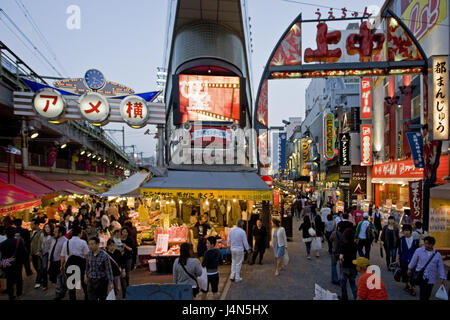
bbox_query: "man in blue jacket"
[397,224,419,296]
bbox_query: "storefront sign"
[406,131,425,168]
[141,188,273,201]
[278,133,287,170]
[431,56,449,140]
[0,199,42,216]
[360,124,372,166]
[32,89,65,120]
[323,112,335,160]
[79,93,110,124]
[274,189,280,207]
[336,201,345,213]
[409,180,423,221]
[339,133,350,166]
[372,159,424,179]
[301,138,310,175]
[119,95,149,128]
[360,78,372,119]
[350,165,367,195]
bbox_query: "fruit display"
[152,244,180,257]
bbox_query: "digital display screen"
[178,74,240,123]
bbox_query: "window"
[411,96,420,119]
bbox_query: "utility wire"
[0,8,64,77]
[14,0,68,77]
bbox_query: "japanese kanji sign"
[406,131,425,168]
[360,78,372,119]
[140,188,273,201]
[120,95,149,127]
[409,180,423,221]
[432,56,448,140]
[360,124,372,166]
[79,93,110,123]
[32,89,65,120]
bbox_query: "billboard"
[178,74,240,124]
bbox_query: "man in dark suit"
[0,227,28,300]
[13,219,32,276]
[250,219,268,265]
[337,213,355,233]
[60,213,73,234]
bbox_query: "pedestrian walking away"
[355,213,376,259]
[227,220,250,283]
[272,218,287,276]
[299,215,313,260]
[201,237,223,300]
[339,228,358,300]
[30,219,44,288]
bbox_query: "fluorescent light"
[30,132,39,139]
[80,150,86,155]
[60,143,67,149]
[92,155,96,159]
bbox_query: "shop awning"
[430,183,450,200]
[101,172,150,197]
[43,180,92,195]
[0,182,41,216]
[0,170,55,198]
[140,170,272,201]
[73,180,106,193]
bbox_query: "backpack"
[365,222,376,243]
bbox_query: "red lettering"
[304,23,342,63]
[346,22,384,62]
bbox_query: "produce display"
[152,244,180,257]
[155,226,189,243]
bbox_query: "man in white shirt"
[227,220,250,283]
[60,226,89,300]
[321,205,331,222]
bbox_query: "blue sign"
[406,132,425,168]
[278,133,287,170]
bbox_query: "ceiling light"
[92,155,97,159]
[60,143,67,149]
[30,132,39,139]
[80,150,86,155]
[87,153,92,157]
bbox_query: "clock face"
[84,69,105,90]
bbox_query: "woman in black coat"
[299,215,313,259]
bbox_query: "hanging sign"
[323,112,335,160]
[360,124,372,166]
[32,89,66,120]
[372,159,424,179]
[278,133,287,170]
[360,78,372,119]
[120,95,149,128]
[406,131,425,168]
[79,93,110,124]
[339,133,350,166]
[409,180,423,221]
[350,165,367,195]
[431,56,449,140]
[274,189,280,207]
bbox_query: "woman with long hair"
[299,215,313,260]
[119,227,134,299]
[339,228,358,300]
[40,223,54,291]
[173,243,203,298]
[272,218,287,276]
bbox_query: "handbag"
[282,249,289,267]
[393,265,402,282]
[435,285,449,300]
[0,239,19,269]
[197,267,208,292]
[311,237,322,251]
[412,251,437,286]
[308,228,316,237]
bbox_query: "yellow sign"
[429,198,450,247]
[140,188,273,201]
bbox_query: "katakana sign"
[32,89,65,120]
[360,124,372,166]
[120,95,149,128]
[79,93,110,124]
[360,78,372,119]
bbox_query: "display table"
[152,255,179,274]
[138,245,156,267]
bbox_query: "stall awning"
[43,180,91,195]
[0,170,55,198]
[102,172,150,197]
[430,183,450,200]
[140,170,272,201]
[0,182,41,216]
[73,180,106,193]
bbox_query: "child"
[201,237,223,300]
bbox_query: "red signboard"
[360,78,372,119]
[372,159,424,179]
[409,180,423,221]
[0,199,41,216]
[360,124,372,166]
[274,189,280,207]
[178,74,240,123]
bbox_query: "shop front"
[429,184,450,251]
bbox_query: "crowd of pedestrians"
[0,199,138,301]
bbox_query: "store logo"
[66,5,81,30]
[66,265,81,290]
[366,265,381,290]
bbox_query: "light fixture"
[98,157,102,161]
[80,150,86,155]
[30,131,39,139]
[92,155,97,159]
[179,200,183,204]
[87,152,92,157]
[109,161,113,165]
[103,159,107,163]
[205,200,209,205]
[218,199,221,202]
[60,143,67,149]
[233,199,236,203]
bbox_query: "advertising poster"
[429,198,450,247]
[178,74,240,123]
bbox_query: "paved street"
[225,218,444,300]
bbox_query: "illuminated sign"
[179,74,240,124]
[32,89,65,120]
[79,93,110,124]
[409,181,423,221]
[323,112,335,160]
[431,56,448,140]
[360,78,372,119]
[120,95,149,128]
[372,159,424,178]
[360,124,372,166]
[339,133,350,166]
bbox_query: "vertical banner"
[360,124,372,166]
[409,180,423,221]
[360,78,372,119]
[350,165,367,195]
[274,189,280,207]
[406,131,425,168]
[278,133,287,170]
[323,112,335,160]
[339,133,350,166]
[431,56,449,140]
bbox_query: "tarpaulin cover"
[0,170,54,197]
[102,172,150,197]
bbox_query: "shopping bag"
[435,285,449,300]
[106,289,116,300]
[311,237,322,251]
[197,267,208,292]
[282,249,289,267]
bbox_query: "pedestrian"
[60,213,73,235]
[412,221,428,247]
[0,226,6,244]
[339,228,358,300]
[324,214,336,255]
[107,202,120,221]
[60,226,89,300]
[320,204,331,223]
[173,242,203,298]
[123,221,138,270]
[353,257,388,300]
[351,205,364,225]
[355,213,376,259]
[408,236,447,300]
[299,215,313,260]
[201,237,223,300]
[380,215,400,270]
[106,239,124,299]
[30,219,44,289]
[13,219,32,277]
[397,224,419,296]
[334,211,343,227]
[58,200,67,215]
[227,220,250,283]
[48,226,68,300]
[73,214,87,231]
[272,218,287,276]
[312,215,325,258]
[373,207,383,243]
[329,225,343,285]
[0,226,28,300]
[86,236,114,301]
[250,219,267,265]
[46,203,58,224]
[120,227,133,298]
[101,210,110,232]
[337,212,354,233]
[195,215,212,261]
[40,223,54,291]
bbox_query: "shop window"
[411,95,420,119]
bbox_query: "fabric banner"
[0,199,42,216]
[409,180,423,221]
[141,188,273,201]
[278,133,287,170]
[406,132,425,168]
